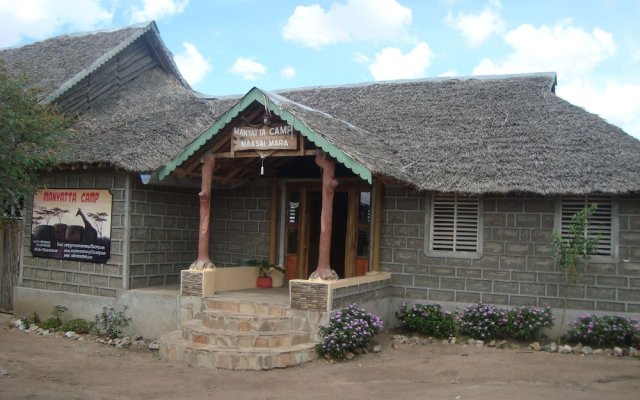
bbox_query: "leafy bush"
[507,306,554,341]
[457,303,509,340]
[566,314,640,347]
[61,318,95,334]
[21,311,41,327]
[316,303,384,360]
[395,302,455,338]
[41,305,68,330]
[94,305,132,339]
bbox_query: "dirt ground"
[0,313,638,400]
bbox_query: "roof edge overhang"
[157,87,373,183]
[43,21,189,104]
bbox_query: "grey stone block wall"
[381,187,640,313]
[128,180,199,289]
[331,279,391,310]
[21,170,128,297]
[210,180,271,266]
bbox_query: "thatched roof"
[274,75,640,194]
[0,21,226,171]
[67,68,235,171]
[3,22,639,195]
[166,75,640,194]
[0,22,188,102]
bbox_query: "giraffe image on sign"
[30,189,112,263]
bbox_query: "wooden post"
[268,177,278,264]
[190,155,216,270]
[309,153,339,280]
[371,178,383,272]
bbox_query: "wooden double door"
[283,183,370,280]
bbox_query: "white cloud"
[230,57,267,81]
[0,0,113,47]
[173,42,211,85]
[439,69,459,77]
[368,42,433,81]
[282,0,412,48]
[130,0,188,23]
[280,65,296,80]
[446,0,505,47]
[472,19,640,140]
[559,80,640,139]
[473,19,615,78]
[352,52,370,65]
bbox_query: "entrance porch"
[158,271,391,370]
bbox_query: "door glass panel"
[357,230,369,256]
[288,192,299,223]
[358,192,370,224]
[285,190,300,255]
[357,191,371,257]
[286,229,298,253]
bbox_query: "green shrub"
[566,314,640,347]
[41,317,62,330]
[21,311,41,327]
[316,303,384,360]
[61,318,95,334]
[94,305,132,339]
[395,302,455,338]
[40,305,68,330]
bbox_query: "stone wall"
[381,187,640,313]
[290,281,329,311]
[331,278,391,309]
[21,170,128,297]
[128,180,199,289]
[210,180,272,266]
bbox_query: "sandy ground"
[0,313,638,400]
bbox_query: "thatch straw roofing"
[2,22,639,195]
[265,91,408,182]
[273,75,640,194]
[0,21,224,171]
[67,68,235,171]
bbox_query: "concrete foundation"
[14,285,185,339]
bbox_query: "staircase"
[159,297,319,370]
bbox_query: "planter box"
[180,266,266,297]
[180,270,215,297]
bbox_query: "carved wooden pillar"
[309,152,339,280]
[190,155,216,270]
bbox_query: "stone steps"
[159,296,319,370]
[201,309,313,331]
[182,319,312,348]
[160,331,317,370]
[204,298,290,317]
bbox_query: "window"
[559,195,615,257]
[426,193,482,257]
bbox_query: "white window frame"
[554,195,618,262]
[424,193,483,259]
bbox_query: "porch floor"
[130,284,290,306]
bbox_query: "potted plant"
[249,260,286,289]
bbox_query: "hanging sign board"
[30,189,112,263]
[232,123,298,152]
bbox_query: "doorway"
[306,191,348,278]
[283,183,370,280]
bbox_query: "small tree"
[0,62,68,224]
[551,203,599,340]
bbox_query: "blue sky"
[1,0,639,139]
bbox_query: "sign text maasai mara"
[232,123,298,151]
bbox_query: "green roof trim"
[157,87,372,183]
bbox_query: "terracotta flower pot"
[256,276,272,289]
